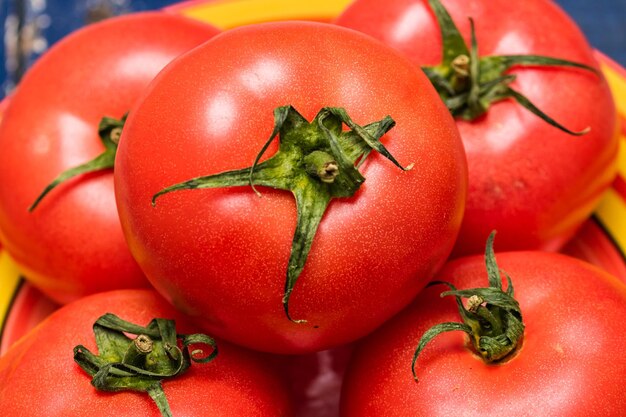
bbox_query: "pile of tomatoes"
[0,0,625,416]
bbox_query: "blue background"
[558,0,626,65]
[1,0,625,97]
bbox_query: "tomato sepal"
[152,105,412,325]
[29,115,126,211]
[411,232,525,381]
[73,313,218,417]
[423,0,595,135]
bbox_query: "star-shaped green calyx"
[29,114,127,211]
[152,105,411,324]
[423,0,597,135]
[411,231,525,381]
[74,313,218,417]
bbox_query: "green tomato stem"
[411,231,525,381]
[28,115,127,211]
[423,0,596,135]
[122,334,153,368]
[73,313,218,417]
[304,150,339,183]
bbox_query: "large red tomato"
[0,98,6,245]
[338,0,619,255]
[114,21,467,354]
[0,13,219,304]
[0,289,294,416]
[341,250,626,416]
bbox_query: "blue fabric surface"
[0,0,175,95]
[556,0,626,65]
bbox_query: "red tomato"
[0,98,6,250]
[0,13,219,304]
[114,21,467,354]
[0,289,294,416]
[0,98,8,121]
[341,251,626,416]
[337,0,619,255]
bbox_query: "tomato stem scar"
[304,150,340,183]
[122,334,153,367]
[451,54,470,78]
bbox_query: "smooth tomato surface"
[0,289,294,416]
[341,252,626,416]
[0,98,8,122]
[0,13,219,304]
[338,0,618,255]
[115,21,467,354]
[0,98,6,248]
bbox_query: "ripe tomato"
[0,98,6,249]
[337,0,619,255]
[0,289,294,416]
[115,21,467,354]
[0,98,8,122]
[341,250,626,416]
[0,13,219,304]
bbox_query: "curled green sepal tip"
[73,313,218,417]
[29,114,127,212]
[411,231,525,382]
[423,0,595,135]
[152,105,409,324]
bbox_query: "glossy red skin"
[115,21,467,354]
[338,0,619,255]
[0,98,8,120]
[561,218,626,283]
[0,98,6,251]
[341,252,626,416]
[0,289,294,416]
[0,13,219,304]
